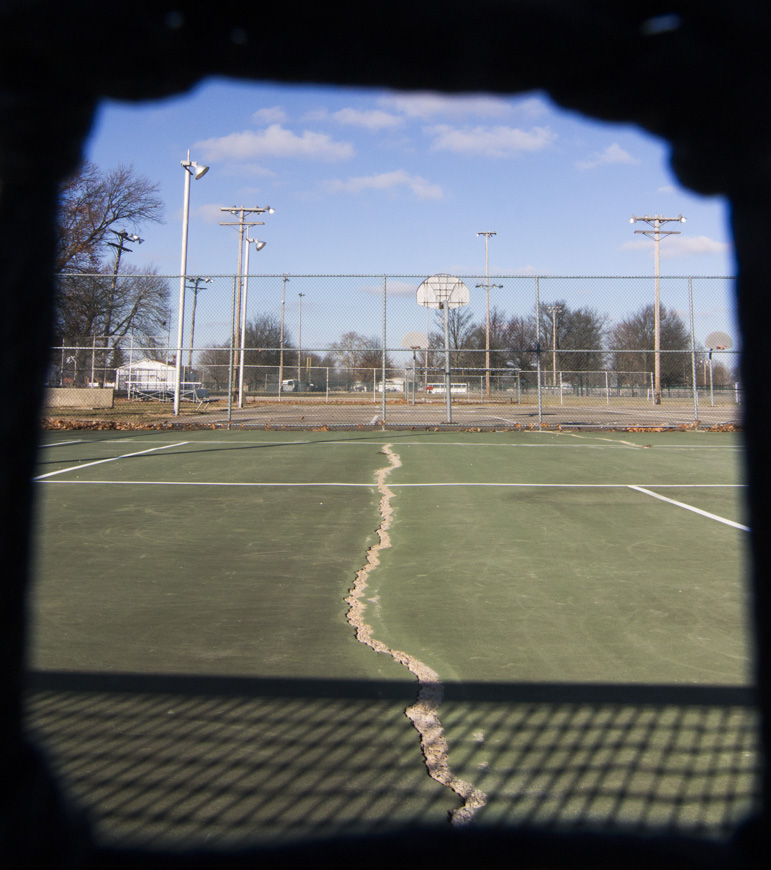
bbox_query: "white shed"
[115,359,176,393]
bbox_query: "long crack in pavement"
[345,443,487,825]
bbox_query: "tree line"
[52,162,733,391]
[427,301,734,388]
[195,304,734,392]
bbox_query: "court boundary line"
[628,485,750,532]
[35,480,745,489]
[33,442,189,480]
[39,440,84,448]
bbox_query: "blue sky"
[83,78,736,349]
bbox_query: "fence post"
[535,276,542,424]
[382,275,387,426]
[227,276,236,429]
[688,276,699,421]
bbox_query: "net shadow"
[25,672,758,850]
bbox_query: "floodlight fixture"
[182,156,209,180]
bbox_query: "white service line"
[33,442,189,480]
[38,479,374,487]
[37,479,744,490]
[628,485,750,532]
[39,440,84,448]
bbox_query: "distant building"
[115,359,176,393]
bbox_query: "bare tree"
[539,300,608,376]
[330,331,393,374]
[242,314,292,390]
[56,268,170,347]
[55,267,171,384]
[56,162,165,273]
[610,303,692,388]
[429,307,477,370]
[198,346,232,391]
[501,314,538,372]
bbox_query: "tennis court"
[25,429,756,848]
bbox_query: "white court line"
[38,479,374,487]
[37,479,742,490]
[48,435,740,450]
[33,442,189,480]
[39,440,84,448]
[628,485,750,532]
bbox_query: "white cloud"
[330,108,404,130]
[195,124,354,162]
[325,169,444,200]
[575,142,639,170]
[621,235,730,258]
[379,91,512,120]
[516,96,552,118]
[252,106,287,124]
[193,203,232,224]
[358,280,416,296]
[665,235,731,257]
[427,124,556,157]
[657,184,677,194]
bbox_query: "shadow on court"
[25,671,758,850]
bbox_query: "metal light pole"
[545,304,563,387]
[175,151,209,415]
[630,214,686,404]
[297,292,305,385]
[279,274,289,397]
[238,237,266,406]
[186,276,212,371]
[476,231,496,398]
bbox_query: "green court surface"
[25,429,757,848]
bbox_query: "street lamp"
[279,274,289,397]
[175,151,209,415]
[186,276,212,371]
[238,237,267,406]
[477,231,497,398]
[630,214,686,404]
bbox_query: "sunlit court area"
[25,428,756,849]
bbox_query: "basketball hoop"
[417,273,470,309]
[416,275,469,423]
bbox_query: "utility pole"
[476,231,497,399]
[220,205,274,403]
[630,214,686,404]
[544,304,564,388]
[186,276,212,371]
[105,229,142,385]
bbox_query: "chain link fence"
[45,275,740,428]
